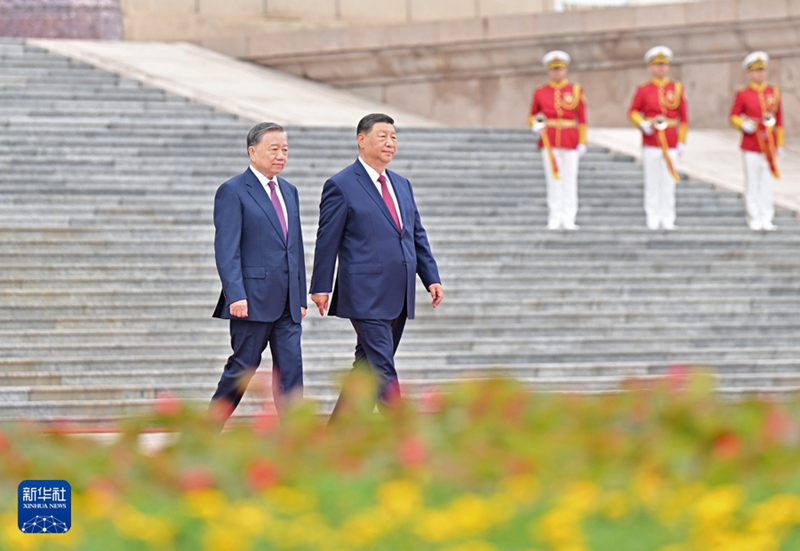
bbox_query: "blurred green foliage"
[2,370,800,550]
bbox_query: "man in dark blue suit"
[310,113,443,418]
[211,122,306,424]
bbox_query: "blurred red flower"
[665,364,689,391]
[246,459,279,491]
[155,391,182,417]
[712,432,741,460]
[179,466,215,492]
[397,436,428,468]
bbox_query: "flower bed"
[2,371,800,550]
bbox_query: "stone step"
[1,275,797,298]
[0,380,796,423]
[3,368,800,405]
[1,344,799,371]
[6,361,800,388]
[0,339,797,362]
[3,42,800,423]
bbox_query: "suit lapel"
[277,177,295,245]
[354,161,401,234]
[244,168,286,244]
[388,170,413,235]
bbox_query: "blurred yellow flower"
[599,490,629,519]
[533,507,585,549]
[633,466,664,506]
[76,488,118,520]
[693,485,743,525]
[338,509,388,548]
[204,522,249,551]
[226,501,272,537]
[500,474,540,505]
[748,494,800,531]
[184,488,228,519]
[1,513,41,550]
[415,509,457,542]
[114,504,176,545]
[448,494,495,534]
[655,545,686,551]
[265,486,318,516]
[376,479,423,519]
[691,528,779,551]
[557,481,599,516]
[440,540,499,551]
[655,482,704,525]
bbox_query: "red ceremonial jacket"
[628,78,688,148]
[729,83,784,153]
[528,80,587,150]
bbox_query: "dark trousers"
[330,304,407,421]
[211,300,302,422]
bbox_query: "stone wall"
[0,0,122,39]
[117,0,556,41]
[233,0,800,131]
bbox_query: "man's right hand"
[311,293,329,316]
[639,121,654,136]
[229,299,248,318]
[741,120,757,134]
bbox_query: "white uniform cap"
[644,46,673,64]
[743,51,769,70]
[543,50,570,69]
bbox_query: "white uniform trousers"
[642,145,677,230]
[542,147,579,229]
[743,150,776,230]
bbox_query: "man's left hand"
[428,283,444,308]
[301,306,307,319]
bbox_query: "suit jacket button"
[402,260,407,266]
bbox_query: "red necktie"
[378,175,401,230]
[267,181,288,239]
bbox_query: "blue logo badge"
[18,480,71,534]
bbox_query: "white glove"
[677,143,686,158]
[530,126,541,140]
[777,147,784,158]
[639,121,654,136]
[577,144,587,157]
[741,120,756,134]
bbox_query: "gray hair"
[247,122,285,149]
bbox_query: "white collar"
[250,165,277,188]
[358,157,388,183]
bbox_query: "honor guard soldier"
[529,50,587,230]
[628,46,688,230]
[729,51,784,231]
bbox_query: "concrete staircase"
[2,38,800,425]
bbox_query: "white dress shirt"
[250,164,288,228]
[358,157,403,229]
